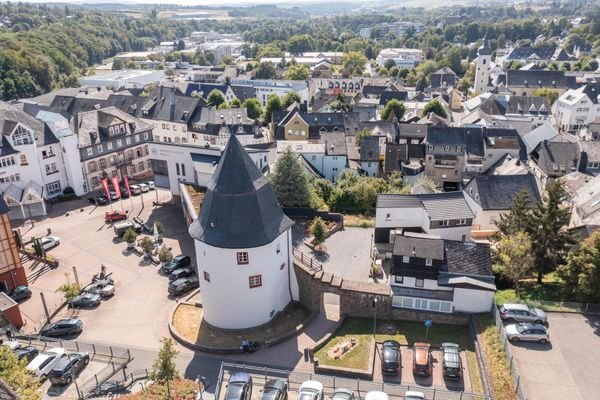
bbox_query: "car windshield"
[382,348,397,362]
[226,383,244,400]
[516,324,527,333]
[299,390,317,400]
[262,389,279,400]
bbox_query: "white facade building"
[189,135,299,329]
[232,79,309,106]
[376,48,423,69]
[78,70,165,90]
[552,84,600,133]
[474,37,493,95]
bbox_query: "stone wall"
[294,262,469,325]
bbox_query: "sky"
[27,0,326,4]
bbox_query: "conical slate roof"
[0,195,9,215]
[189,135,293,248]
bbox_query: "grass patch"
[344,214,375,228]
[119,379,198,399]
[476,315,518,400]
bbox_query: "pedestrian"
[6,329,12,340]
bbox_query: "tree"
[533,88,559,106]
[56,272,81,301]
[311,217,327,251]
[384,59,396,70]
[158,245,173,266]
[495,189,534,237]
[443,47,464,75]
[284,64,310,80]
[177,40,185,51]
[494,231,535,292]
[529,181,573,283]
[421,99,448,119]
[270,147,310,207]
[264,94,282,124]
[381,99,406,121]
[0,347,42,400]
[242,98,262,120]
[287,34,314,54]
[123,228,138,249]
[112,59,123,71]
[230,98,242,108]
[207,89,226,108]
[282,91,301,108]
[355,129,372,146]
[557,230,600,302]
[344,52,368,75]
[254,61,276,79]
[150,338,180,400]
[139,237,155,258]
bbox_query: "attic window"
[237,252,249,265]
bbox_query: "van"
[129,185,141,195]
[113,221,142,237]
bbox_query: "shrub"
[63,186,75,195]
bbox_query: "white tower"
[474,34,493,95]
[189,135,299,329]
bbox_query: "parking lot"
[509,312,600,400]
[14,189,197,350]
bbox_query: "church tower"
[189,135,298,329]
[474,34,493,95]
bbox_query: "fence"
[508,299,600,314]
[292,248,323,272]
[216,363,491,400]
[490,305,527,400]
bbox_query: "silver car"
[505,323,549,344]
[499,303,547,324]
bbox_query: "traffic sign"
[424,319,432,327]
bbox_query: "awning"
[438,275,496,291]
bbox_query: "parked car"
[87,195,108,205]
[40,319,83,337]
[381,340,401,374]
[69,293,101,308]
[364,392,388,400]
[10,285,32,301]
[298,381,323,400]
[441,343,462,380]
[505,323,550,344]
[499,304,547,324]
[105,210,128,222]
[168,277,199,296]
[40,236,60,251]
[412,342,432,376]
[109,191,120,201]
[138,183,150,193]
[114,220,142,237]
[133,216,152,233]
[169,267,196,282]
[162,255,192,274]
[331,388,354,400]
[2,340,21,350]
[147,181,155,190]
[48,352,89,385]
[26,348,66,379]
[225,372,252,400]
[119,187,130,198]
[129,185,141,195]
[15,346,39,363]
[403,391,425,400]
[260,379,288,400]
[85,282,115,298]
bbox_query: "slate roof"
[465,173,541,210]
[532,140,580,177]
[581,83,600,104]
[377,192,474,220]
[75,106,152,148]
[507,46,559,60]
[0,136,18,157]
[359,136,380,161]
[0,195,9,215]
[273,107,347,140]
[478,36,493,56]
[445,241,493,277]
[426,127,485,158]
[230,85,256,102]
[379,91,408,105]
[320,131,347,156]
[189,135,294,249]
[393,235,445,260]
[429,67,457,89]
[0,101,58,146]
[506,70,576,89]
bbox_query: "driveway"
[509,312,600,400]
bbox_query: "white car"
[147,181,155,190]
[138,183,150,193]
[1,340,21,350]
[365,392,388,400]
[298,381,323,400]
[404,391,425,400]
[40,236,60,251]
[26,347,65,379]
[85,282,115,298]
[129,185,141,195]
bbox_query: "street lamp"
[372,297,378,338]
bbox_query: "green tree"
[123,228,138,249]
[158,245,173,265]
[177,39,185,51]
[495,189,534,237]
[343,52,368,75]
[384,59,396,70]
[282,91,301,108]
[271,147,310,207]
[533,88,559,106]
[256,45,284,59]
[0,347,42,400]
[139,237,155,258]
[255,61,277,79]
[284,64,310,80]
[311,217,327,251]
[494,231,535,293]
[355,129,372,146]
[264,94,282,124]
[150,338,180,400]
[443,47,464,75]
[56,272,81,301]
[421,99,448,118]
[230,98,242,108]
[381,99,406,121]
[557,231,600,302]
[242,98,262,120]
[207,89,226,108]
[287,34,314,54]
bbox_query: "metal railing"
[491,305,527,400]
[292,248,323,272]
[504,299,600,314]
[216,363,491,400]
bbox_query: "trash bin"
[47,228,52,235]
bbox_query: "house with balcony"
[390,232,495,314]
[552,83,600,133]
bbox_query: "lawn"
[119,379,198,399]
[315,317,482,392]
[343,214,376,228]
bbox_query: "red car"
[105,211,128,222]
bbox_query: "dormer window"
[12,125,34,146]
[402,256,410,263]
[425,258,432,266]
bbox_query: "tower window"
[237,252,249,265]
[482,59,486,65]
[249,274,262,288]
[204,271,210,282]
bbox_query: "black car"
[168,277,199,296]
[331,389,354,400]
[69,293,101,309]
[441,343,462,380]
[260,379,288,400]
[40,319,83,337]
[119,187,130,198]
[225,372,252,400]
[381,340,401,374]
[162,255,192,274]
[87,195,108,205]
[14,346,39,362]
[169,267,196,282]
[48,352,89,385]
[10,285,32,301]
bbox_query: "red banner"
[123,175,132,198]
[111,176,121,199]
[101,178,111,201]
